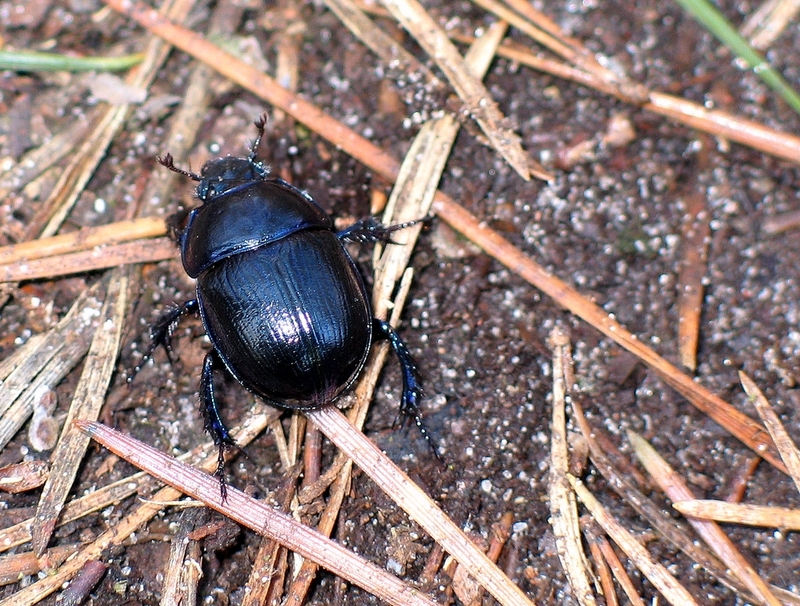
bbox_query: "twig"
[547,328,597,606]
[75,421,438,606]
[673,500,800,530]
[568,474,699,606]
[739,371,800,494]
[31,267,131,555]
[377,0,545,180]
[307,406,534,606]
[629,431,782,606]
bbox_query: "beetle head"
[196,157,269,201]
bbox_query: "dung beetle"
[136,116,431,487]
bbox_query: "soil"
[0,0,799,604]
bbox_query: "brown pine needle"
[473,0,648,103]
[674,500,800,530]
[0,407,280,556]
[646,92,800,165]
[548,328,597,606]
[676,193,711,371]
[307,406,534,606]
[568,475,699,606]
[0,216,166,265]
[581,519,643,606]
[739,371,800,494]
[75,421,439,606]
[740,0,800,50]
[0,237,176,283]
[453,35,800,166]
[569,399,748,594]
[761,209,800,234]
[377,0,544,180]
[0,545,80,586]
[628,431,782,606]
[583,537,620,606]
[1,409,275,606]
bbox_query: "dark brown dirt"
[1,1,799,604]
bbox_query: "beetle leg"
[200,349,238,499]
[373,319,441,461]
[337,216,429,244]
[372,319,422,420]
[166,208,192,243]
[128,299,199,383]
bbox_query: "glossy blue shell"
[180,178,331,278]
[182,175,372,409]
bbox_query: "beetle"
[135,116,432,487]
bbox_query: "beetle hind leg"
[200,350,239,499]
[128,299,199,383]
[373,319,441,461]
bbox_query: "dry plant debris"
[0,0,799,604]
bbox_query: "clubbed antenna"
[249,113,269,162]
[158,153,202,181]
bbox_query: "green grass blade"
[0,50,144,72]
[674,0,800,116]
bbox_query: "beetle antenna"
[158,153,202,181]
[250,114,269,161]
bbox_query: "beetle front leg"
[200,349,237,498]
[373,319,440,460]
[129,299,199,382]
[337,216,428,244]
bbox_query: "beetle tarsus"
[373,319,441,462]
[201,350,239,497]
[128,299,199,383]
[338,216,428,244]
[216,449,229,502]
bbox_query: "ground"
[0,0,799,604]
